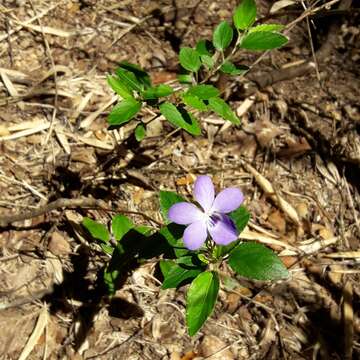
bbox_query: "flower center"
[208,212,222,228]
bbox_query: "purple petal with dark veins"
[193,175,215,212]
[208,214,238,245]
[212,188,244,213]
[168,202,204,225]
[183,220,208,250]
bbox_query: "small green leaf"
[107,75,133,99]
[159,102,201,136]
[182,93,208,111]
[200,55,214,69]
[213,21,233,51]
[208,97,240,125]
[142,84,173,100]
[233,0,257,30]
[177,74,193,84]
[220,61,248,75]
[112,214,134,241]
[179,47,201,72]
[197,254,209,264]
[82,217,109,243]
[135,124,146,141]
[240,31,288,51]
[118,61,151,89]
[159,190,186,222]
[187,85,219,100]
[108,98,142,126]
[249,24,285,33]
[103,266,119,295]
[115,68,143,92]
[101,243,114,255]
[186,271,219,336]
[196,40,214,56]
[229,205,250,233]
[228,242,289,280]
[161,256,204,289]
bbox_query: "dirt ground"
[0,0,359,359]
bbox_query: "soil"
[0,0,359,359]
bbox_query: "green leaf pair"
[181,84,240,126]
[232,0,288,51]
[108,62,174,139]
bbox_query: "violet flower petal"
[212,188,244,213]
[168,202,204,225]
[208,214,238,245]
[183,220,208,250]
[193,175,215,212]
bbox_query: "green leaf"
[200,55,214,69]
[229,205,250,233]
[159,260,174,278]
[135,225,153,236]
[159,224,189,258]
[159,190,186,223]
[108,98,142,126]
[115,68,143,92]
[220,61,248,75]
[195,40,214,56]
[233,0,257,30]
[142,84,173,100]
[107,75,133,99]
[118,61,151,89]
[159,102,201,136]
[177,74,193,84]
[186,271,219,336]
[182,93,208,111]
[179,47,201,72]
[240,31,288,51]
[249,24,285,33]
[135,124,146,141]
[213,21,233,51]
[161,256,205,289]
[187,85,219,100]
[208,97,240,125]
[82,217,109,243]
[228,242,289,280]
[112,214,134,241]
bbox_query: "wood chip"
[324,251,360,259]
[48,231,71,256]
[0,70,19,96]
[243,162,300,226]
[55,128,71,155]
[80,96,117,128]
[0,122,50,141]
[343,281,353,359]
[18,305,48,360]
[198,335,234,360]
[241,228,298,252]
[14,20,73,37]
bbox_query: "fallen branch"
[0,197,161,228]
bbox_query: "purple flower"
[168,175,244,250]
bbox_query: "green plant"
[82,176,289,336]
[106,0,288,139]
